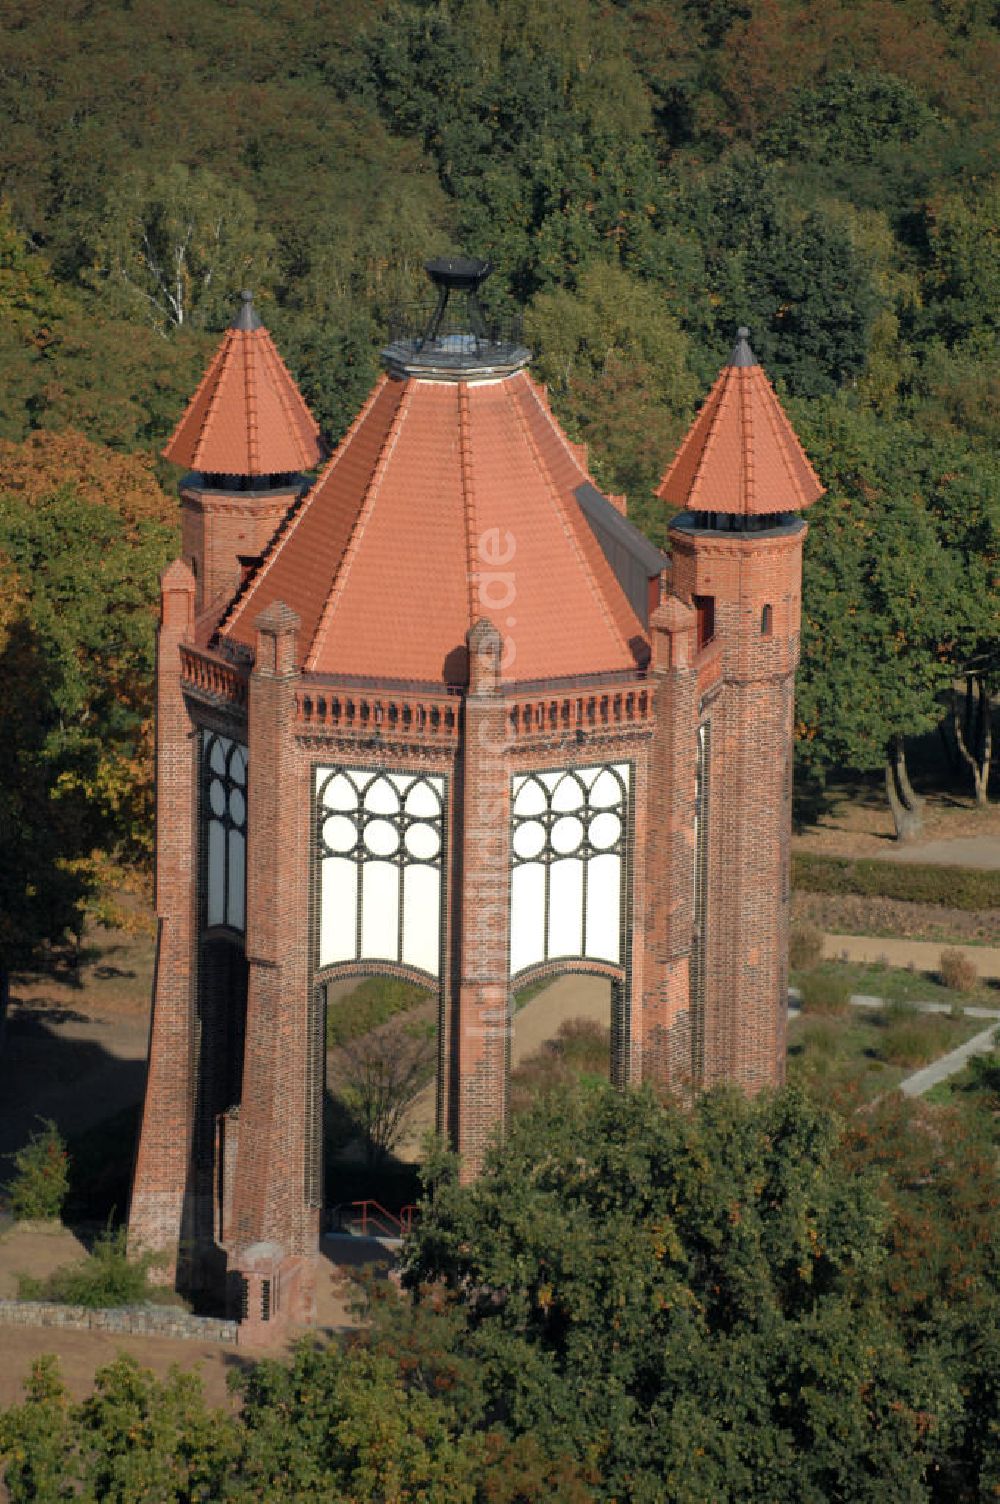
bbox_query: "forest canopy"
[0,0,997,957]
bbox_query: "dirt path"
[823,933,1000,980]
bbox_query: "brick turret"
[658,328,824,1090]
[162,291,322,616]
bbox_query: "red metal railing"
[350,1200,419,1238]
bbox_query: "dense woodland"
[0,0,998,969]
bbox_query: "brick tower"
[130,274,822,1338]
[657,326,824,1089]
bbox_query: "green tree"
[83,163,274,333]
[792,401,972,835]
[3,1119,69,1222]
[405,1083,958,1499]
[526,263,697,533]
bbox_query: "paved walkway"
[790,989,1000,1096]
[823,933,1000,981]
[882,835,1000,868]
[899,1023,1000,1097]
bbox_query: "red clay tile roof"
[657,330,824,515]
[218,369,647,686]
[163,299,322,477]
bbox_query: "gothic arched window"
[509,763,629,975]
[316,768,446,977]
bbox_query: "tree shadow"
[0,1010,146,1222]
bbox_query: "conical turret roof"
[657,329,824,516]
[163,292,322,477]
[218,368,646,687]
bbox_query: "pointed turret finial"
[730,325,756,367]
[232,289,263,332]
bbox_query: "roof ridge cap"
[754,369,803,506]
[217,374,391,639]
[685,369,730,510]
[525,371,594,487]
[305,381,412,671]
[512,379,632,663]
[457,382,480,629]
[191,331,238,471]
[255,327,321,469]
[761,373,824,503]
[243,328,259,476]
[740,366,754,513]
[162,339,222,463]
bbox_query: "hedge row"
[791,853,1000,911]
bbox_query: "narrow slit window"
[693,594,715,649]
[761,604,773,636]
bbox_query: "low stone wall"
[0,1298,240,1345]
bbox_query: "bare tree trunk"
[953,674,993,806]
[886,747,922,842]
[893,733,924,811]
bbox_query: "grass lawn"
[791,959,1000,1010]
[788,1009,989,1102]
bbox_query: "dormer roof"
[657,329,824,516]
[162,292,322,478]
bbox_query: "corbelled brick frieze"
[131,290,821,1338]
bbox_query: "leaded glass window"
[509,764,629,976]
[315,768,445,977]
[203,733,247,931]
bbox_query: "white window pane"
[551,773,585,812]
[510,862,545,976]
[586,854,621,962]
[364,778,399,814]
[512,777,546,816]
[209,735,229,776]
[320,857,357,966]
[405,779,440,818]
[361,861,399,961]
[321,772,359,811]
[402,865,440,976]
[207,820,225,927]
[548,858,584,958]
[227,828,245,931]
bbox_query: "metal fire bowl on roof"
[425,256,492,292]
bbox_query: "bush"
[789,922,824,970]
[875,1013,957,1069]
[939,948,979,993]
[17,1222,171,1308]
[4,1119,70,1221]
[798,968,851,1016]
[792,853,1000,911]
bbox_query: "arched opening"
[315,966,439,1221]
[509,964,626,1117]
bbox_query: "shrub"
[798,969,851,1016]
[17,1221,172,1308]
[792,853,1000,911]
[876,1013,956,1069]
[4,1119,70,1221]
[789,922,824,970]
[939,948,978,994]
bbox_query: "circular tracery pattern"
[317,769,444,866]
[510,765,628,865]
